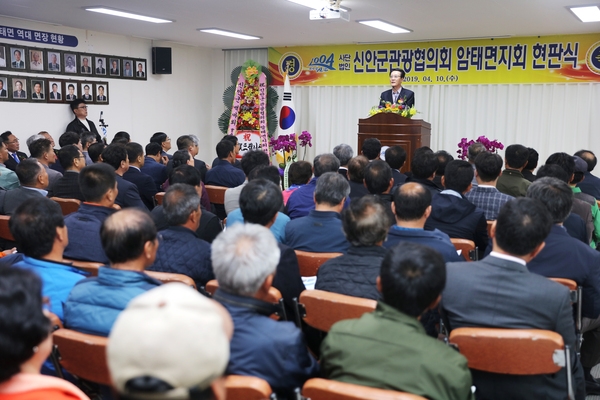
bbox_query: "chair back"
[0,215,14,241]
[450,238,476,261]
[50,197,81,216]
[294,250,343,277]
[205,279,284,320]
[48,312,63,331]
[224,375,274,400]
[64,259,104,276]
[549,277,577,291]
[155,192,165,205]
[205,185,227,205]
[145,270,197,289]
[302,378,427,400]
[52,329,110,385]
[487,220,494,237]
[549,277,583,352]
[296,290,376,332]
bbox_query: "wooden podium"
[358,113,431,173]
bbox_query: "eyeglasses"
[77,106,88,109]
[7,139,19,144]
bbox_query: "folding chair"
[155,191,165,205]
[224,375,276,400]
[205,185,228,220]
[146,270,197,289]
[486,220,494,237]
[293,289,376,331]
[449,327,575,400]
[64,259,103,276]
[0,215,14,241]
[50,197,81,216]
[549,277,583,352]
[294,250,342,277]
[302,378,427,400]
[450,238,477,261]
[52,328,111,386]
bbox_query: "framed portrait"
[65,82,78,101]
[47,51,61,73]
[80,55,93,74]
[109,58,120,77]
[0,46,6,69]
[80,82,94,102]
[31,79,46,101]
[0,77,8,100]
[95,83,108,103]
[94,56,106,76]
[29,49,44,72]
[122,59,134,78]
[64,53,77,74]
[11,77,27,100]
[135,60,146,78]
[9,47,26,70]
[48,80,63,102]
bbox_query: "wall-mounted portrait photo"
[109,58,120,76]
[96,83,107,102]
[31,80,45,100]
[81,83,93,101]
[80,55,92,74]
[64,53,77,73]
[29,50,44,71]
[0,77,7,98]
[136,61,146,78]
[0,47,6,68]
[65,82,78,101]
[95,57,106,75]
[48,81,62,101]
[11,78,27,99]
[10,47,25,69]
[123,59,133,77]
[47,51,61,72]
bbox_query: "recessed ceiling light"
[198,29,261,40]
[84,7,173,23]
[358,20,410,34]
[570,6,600,22]
[287,0,350,12]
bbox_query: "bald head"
[393,182,432,221]
[100,209,158,265]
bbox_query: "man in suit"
[48,145,85,201]
[12,80,25,99]
[80,57,91,74]
[123,61,133,77]
[0,79,7,98]
[11,49,24,69]
[0,131,27,171]
[65,84,76,101]
[97,85,107,101]
[110,60,119,75]
[49,83,61,100]
[141,143,168,192]
[496,144,531,197]
[0,159,49,216]
[404,148,443,195]
[96,58,106,74]
[81,85,92,101]
[0,139,20,190]
[101,144,146,210]
[442,198,585,399]
[575,150,600,200]
[385,145,407,187]
[28,138,62,192]
[48,53,60,71]
[333,143,353,179]
[168,135,208,183]
[136,63,145,77]
[379,68,414,108]
[64,56,76,73]
[123,143,158,211]
[66,99,101,143]
[31,82,44,100]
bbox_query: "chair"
[155,191,165,205]
[224,375,275,400]
[146,270,197,289]
[302,378,427,400]
[450,238,477,261]
[205,185,227,205]
[549,277,583,352]
[449,327,574,400]
[0,215,14,242]
[487,220,494,237]
[294,250,343,277]
[205,279,285,320]
[50,197,81,216]
[52,328,111,386]
[64,259,104,276]
[293,290,376,331]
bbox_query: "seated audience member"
[10,197,87,320]
[466,142,486,189]
[464,152,513,220]
[321,242,473,399]
[111,131,130,144]
[347,155,370,200]
[575,149,600,199]
[150,131,172,160]
[63,163,118,264]
[385,145,407,187]
[333,143,353,179]
[164,150,210,212]
[87,142,106,163]
[25,134,44,150]
[282,160,312,205]
[0,137,20,189]
[239,179,305,313]
[286,153,340,219]
[212,223,319,397]
[141,142,168,191]
[385,182,463,262]
[63,209,162,337]
[364,160,395,224]
[361,138,381,161]
[148,184,213,287]
[28,138,62,191]
[211,135,241,170]
[433,150,454,187]
[442,198,585,399]
[227,165,289,242]
[168,135,208,181]
[1,130,28,172]
[315,196,388,300]
[101,144,145,209]
[425,160,488,253]
[0,268,89,400]
[80,131,97,166]
[224,149,270,214]
[48,145,85,201]
[151,165,222,244]
[284,172,350,252]
[50,131,83,175]
[573,155,600,243]
[0,159,49,216]
[108,284,230,400]
[405,148,442,195]
[496,144,531,197]
[205,139,245,188]
[522,147,539,182]
[124,142,158,210]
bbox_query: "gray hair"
[315,172,350,206]
[26,134,44,148]
[81,131,97,148]
[188,135,199,146]
[342,196,389,246]
[211,223,280,297]
[314,153,340,177]
[163,183,201,226]
[333,144,354,166]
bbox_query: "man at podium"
[380,68,414,108]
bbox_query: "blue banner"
[0,25,78,47]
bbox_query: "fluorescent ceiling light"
[85,7,172,23]
[358,20,410,34]
[198,29,261,40]
[570,6,600,22]
[287,0,349,12]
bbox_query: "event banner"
[268,33,600,86]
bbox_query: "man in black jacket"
[65,99,101,143]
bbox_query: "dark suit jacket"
[273,243,306,317]
[578,172,600,200]
[65,118,101,143]
[13,90,25,98]
[136,71,145,77]
[151,205,222,244]
[0,187,46,216]
[12,60,24,68]
[4,151,28,172]
[442,255,585,400]
[97,95,106,101]
[166,158,208,183]
[48,171,84,201]
[141,157,168,191]
[115,174,146,210]
[96,67,105,74]
[48,63,60,71]
[50,92,61,100]
[379,87,415,108]
[32,92,44,99]
[81,66,91,73]
[0,89,6,97]
[66,94,76,101]
[123,167,157,211]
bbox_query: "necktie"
[12,153,19,164]
[392,92,398,103]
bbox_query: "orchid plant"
[457,136,504,160]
